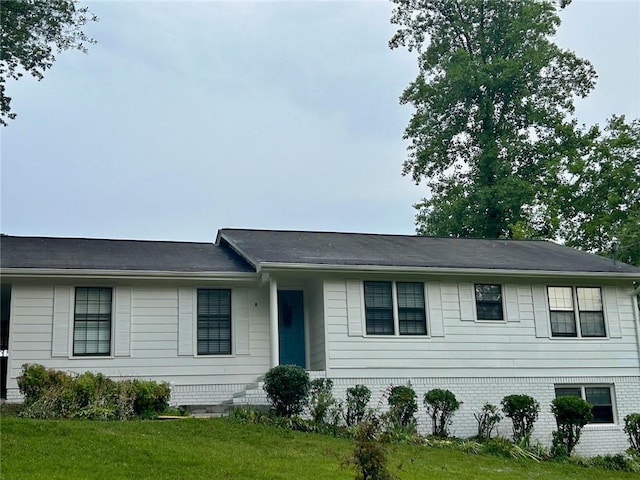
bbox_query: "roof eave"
[259,262,640,280]
[0,268,259,281]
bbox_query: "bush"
[344,385,371,427]
[423,388,461,438]
[387,385,417,429]
[16,364,170,420]
[348,414,396,480]
[501,394,539,444]
[550,395,593,457]
[474,403,502,440]
[308,378,336,424]
[624,413,640,455]
[263,365,310,417]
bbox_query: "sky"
[1,0,639,242]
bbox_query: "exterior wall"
[6,281,272,405]
[324,375,639,457]
[306,280,326,371]
[324,278,640,378]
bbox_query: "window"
[74,287,112,356]
[197,289,231,355]
[474,284,503,320]
[554,385,614,423]
[548,287,605,338]
[364,281,426,336]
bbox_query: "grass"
[0,416,635,480]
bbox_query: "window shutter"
[602,286,622,338]
[346,280,363,337]
[114,287,131,357]
[178,287,194,356]
[52,286,72,357]
[532,285,549,338]
[504,284,520,323]
[233,288,250,354]
[458,282,474,321]
[427,282,445,337]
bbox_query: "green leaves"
[0,0,98,125]
[391,0,596,239]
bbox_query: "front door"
[277,290,305,368]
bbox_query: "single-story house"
[1,228,639,455]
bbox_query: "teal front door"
[278,290,305,368]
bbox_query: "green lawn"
[0,417,634,480]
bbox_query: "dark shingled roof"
[0,235,254,273]
[219,229,640,274]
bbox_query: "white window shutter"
[178,287,194,356]
[602,286,622,338]
[532,285,549,338]
[346,280,364,337]
[458,282,474,321]
[114,287,131,357]
[427,282,445,337]
[504,284,520,322]
[52,286,72,357]
[233,288,250,354]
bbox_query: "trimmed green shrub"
[344,385,371,427]
[263,364,310,417]
[624,413,640,454]
[130,379,171,419]
[423,388,461,438]
[501,394,539,444]
[550,395,593,457]
[308,378,335,424]
[474,403,502,440]
[387,385,417,429]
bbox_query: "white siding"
[325,280,640,378]
[7,283,271,404]
[307,281,326,371]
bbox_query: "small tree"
[349,414,396,480]
[387,385,418,429]
[263,365,310,417]
[344,385,372,427]
[550,395,593,457]
[624,413,640,455]
[308,378,335,424]
[423,388,461,438]
[474,403,502,440]
[501,394,539,444]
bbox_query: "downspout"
[269,278,279,368]
[633,282,640,369]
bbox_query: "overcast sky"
[1,0,638,242]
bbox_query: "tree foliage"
[390,0,596,238]
[558,116,640,266]
[0,0,97,125]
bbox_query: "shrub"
[550,395,593,457]
[16,364,170,420]
[501,394,539,444]
[308,378,336,424]
[263,364,310,417]
[344,385,371,427]
[423,388,461,438]
[348,414,396,480]
[387,385,417,429]
[624,413,640,455]
[474,403,502,440]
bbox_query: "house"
[1,229,639,455]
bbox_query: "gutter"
[258,262,640,280]
[0,268,259,282]
[633,282,640,368]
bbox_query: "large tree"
[390,0,595,238]
[559,116,640,266]
[0,0,97,126]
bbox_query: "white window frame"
[547,286,607,338]
[72,286,113,357]
[196,288,233,356]
[362,281,429,337]
[473,283,505,322]
[554,384,616,425]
